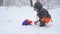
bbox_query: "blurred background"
[0,0,60,9]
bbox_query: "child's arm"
[34,20,39,25]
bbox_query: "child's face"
[36,0,39,2]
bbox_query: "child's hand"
[34,21,38,25]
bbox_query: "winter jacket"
[37,8,51,19]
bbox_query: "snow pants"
[37,14,46,27]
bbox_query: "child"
[34,0,52,27]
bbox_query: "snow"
[0,6,60,34]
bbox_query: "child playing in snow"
[34,0,52,27]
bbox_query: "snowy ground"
[0,6,60,34]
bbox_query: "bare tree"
[0,0,3,6]
[30,0,33,7]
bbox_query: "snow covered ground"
[0,6,60,34]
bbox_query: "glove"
[34,21,38,25]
